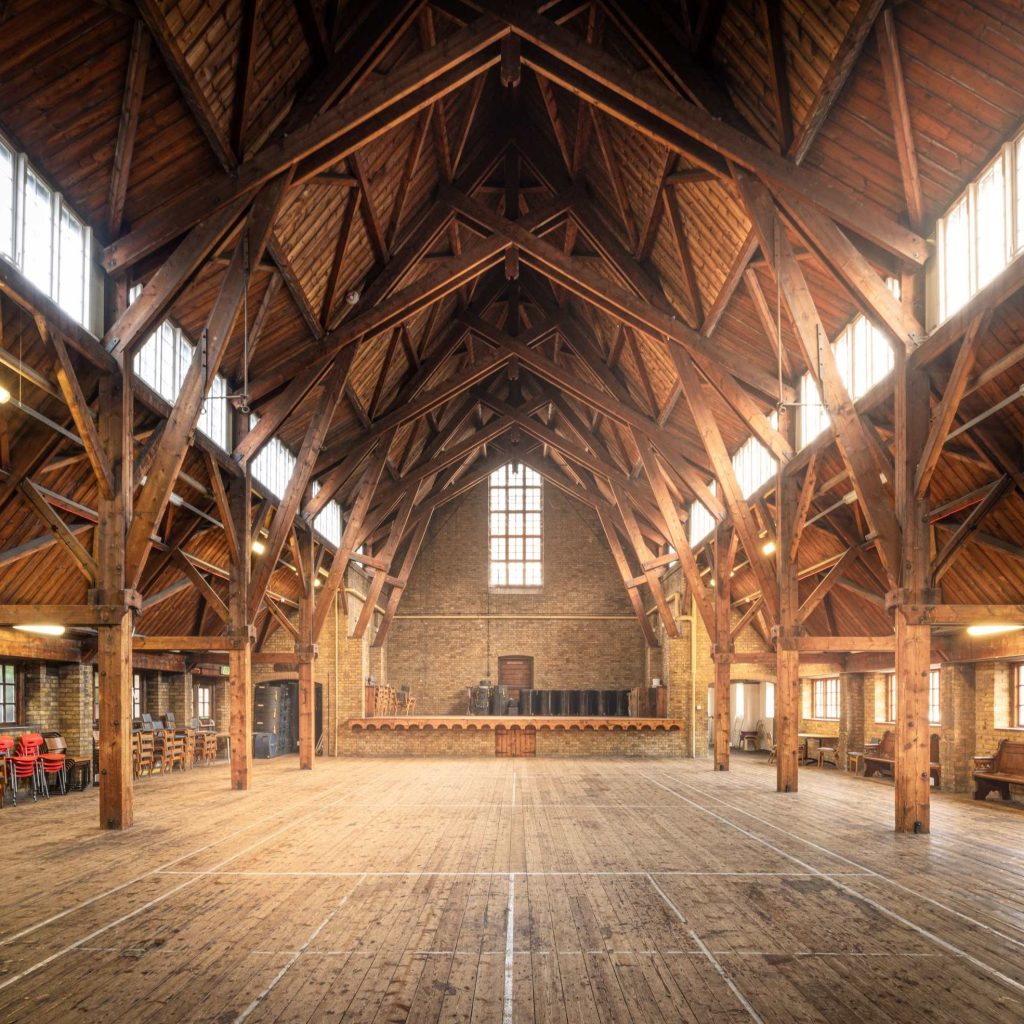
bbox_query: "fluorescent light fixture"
[251,539,266,555]
[0,384,9,403]
[966,623,1024,637]
[13,623,66,637]
[761,539,776,556]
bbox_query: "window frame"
[885,669,940,725]
[1015,665,1024,729]
[0,133,92,329]
[811,677,840,721]
[488,464,543,588]
[1,662,20,724]
[132,672,142,720]
[194,683,212,720]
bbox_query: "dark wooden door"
[496,725,537,757]
[498,655,534,689]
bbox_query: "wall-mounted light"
[13,623,65,636]
[966,623,1023,637]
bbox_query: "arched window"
[489,464,542,586]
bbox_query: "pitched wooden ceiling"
[3,0,1024,652]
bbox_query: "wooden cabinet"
[628,686,668,717]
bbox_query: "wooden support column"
[775,457,802,794]
[893,352,933,833]
[95,367,134,830]
[297,532,316,770]
[712,528,736,771]
[228,414,253,790]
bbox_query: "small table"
[847,751,864,775]
[798,733,833,765]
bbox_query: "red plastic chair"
[8,753,44,804]
[40,753,67,795]
[0,736,13,809]
[11,733,46,803]
[17,733,44,755]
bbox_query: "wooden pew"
[973,739,1024,801]
[863,730,941,785]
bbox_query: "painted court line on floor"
[0,770,368,949]
[657,767,1024,957]
[639,771,1024,1000]
[0,780,372,993]
[232,875,366,1024]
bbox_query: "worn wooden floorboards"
[1,755,1023,1022]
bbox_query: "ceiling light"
[314,577,323,588]
[251,539,266,555]
[966,623,1024,637]
[345,289,360,305]
[0,384,9,403]
[13,624,66,637]
[761,539,776,556]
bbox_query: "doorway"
[498,655,534,689]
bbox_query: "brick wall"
[384,483,645,714]
[58,662,93,758]
[336,725,684,757]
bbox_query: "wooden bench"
[973,739,1024,801]
[863,730,941,785]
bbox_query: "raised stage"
[339,716,686,757]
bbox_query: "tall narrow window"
[489,464,542,587]
[0,141,13,260]
[22,168,53,293]
[1016,665,1024,728]
[58,206,87,322]
[928,668,941,725]
[886,673,897,723]
[976,157,1006,288]
[689,484,716,547]
[194,684,212,719]
[812,677,840,720]
[1,663,18,723]
[132,673,142,719]
[940,195,971,321]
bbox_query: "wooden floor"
[1,756,1024,1023]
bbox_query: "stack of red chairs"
[0,735,13,808]
[8,733,47,804]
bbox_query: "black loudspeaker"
[490,685,508,714]
[536,690,552,715]
[549,690,563,716]
[253,732,278,759]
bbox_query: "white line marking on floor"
[656,767,1024,956]
[639,771,1024,999]
[233,875,366,1024]
[154,868,866,879]
[646,873,687,925]
[0,781,364,992]
[0,771,362,948]
[502,873,515,1024]
[646,872,763,1023]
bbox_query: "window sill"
[489,587,544,595]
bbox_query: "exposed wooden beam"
[875,6,923,231]
[102,15,508,273]
[231,0,262,159]
[761,0,793,153]
[107,21,150,236]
